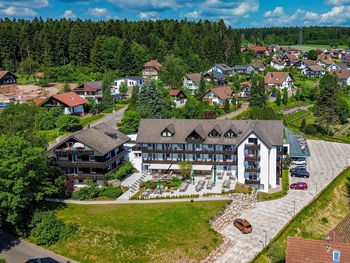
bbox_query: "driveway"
[217,102,249,120]
[216,140,350,263]
[0,230,74,263]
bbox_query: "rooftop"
[52,92,88,107]
[286,129,310,158]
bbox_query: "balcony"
[55,148,94,155]
[142,159,236,165]
[245,178,261,185]
[245,144,260,150]
[245,166,260,173]
[277,150,285,155]
[245,154,260,161]
[66,173,106,180]
[54,150,127,169]
[142,148,235,155]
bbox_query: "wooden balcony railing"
[142,159,236,165]
[142,148,235,155]
[245,167,261,173]
[245,178,261,185]
[245,144,260,150]
[245,155,261,161]
[66,173,106,180]
[55,148,94,155]
[54,150,127,169]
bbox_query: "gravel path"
[216,140,350,263]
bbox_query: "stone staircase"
[129,173,147,194]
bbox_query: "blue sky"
[0,0,350,27]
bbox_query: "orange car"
[234,218,252,234]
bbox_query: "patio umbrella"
[213,166,216,183]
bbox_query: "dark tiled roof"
[185,73,201,84]
[264,72,292,85]
[329,213,350,244]
[137,119,283,147]
[75,81,103,92]
[49,123,130,156]
[286,237,350,263]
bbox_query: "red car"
[290,182,308,190]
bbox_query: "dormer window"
[224,129,236,138]
[209,129,220,138]
[161,129,173,137]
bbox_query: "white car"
[292,159,307,166]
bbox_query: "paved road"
[0,230,74,263]
[216,140,350,263]
[217,102,249,120]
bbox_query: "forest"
[238,26,350,46]
[0,18,241,77]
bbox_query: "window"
[333,250,340,262]
[161,129,173,137]
[209,129,220,138]
[89,155,95,162]
[248,138,258,144]
[224,129,236,138]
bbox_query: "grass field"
[253,168,350,263]
[290,44,347,52]
[50,201,228,263]
[80,113,105,127]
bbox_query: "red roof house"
[41,92,87,115]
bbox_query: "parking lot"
[217,140,350,263]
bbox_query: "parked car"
[207,180,215,190]
[292,159,307,166]
[291,169,310,178]
[290,166,307,173]
[179,182,189,192]
[195,180,205,192]
[233,218,252,234]
[290,182,308,190]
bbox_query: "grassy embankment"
[253,168,350,263]
[50,201,228,263]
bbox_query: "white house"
[182,73,201,94]
[301,65,326,78]
[169,89,187,107]
[330,69,350,86]
[201,86,233,107]
[114,77,144,93]
[40,92,87,116]
[206,64,234,76]
[136,119,287,193]
[264,72,294,90]
[327,63,349,72]
[270,57,286,70]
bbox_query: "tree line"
[238,26,350,46]
[0,18,241,77]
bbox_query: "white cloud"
[138,11,159,20]
[183,10,201,19]
[232,0,259,16]
[88,7,108,17]
[108,0,178,11]
[0,6,37,16]
[0,0,48,8]
[264,6,284,17]
[327,0,350,5]
[63,9,76,19]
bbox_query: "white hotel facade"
[136,119,287,193]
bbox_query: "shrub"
[267,242,285,263]
[107,161,135,180]
[304,124,317,135]
[35,107,63,130]
[29,211,65,246]
[56,114,82,132]
[72,180,99,200]
[99,186,123,199]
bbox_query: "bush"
[304,124,317,135]
[29,211,65,246]
[99,186,123,199]
[72,180,99,200]
[35,108,63,130]
[56,114,82,132]
[107,161,135,180]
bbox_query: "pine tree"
[282,88,288,105]
[119,39,137,76]
[300,118,307,132]
[137,80,163,118]
[101,73,114,110]
[249,77,267,108]
[276,90,281,106]
[224,99,230,113]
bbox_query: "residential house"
[136,119,286,192]
[270,57,287,70]
[232,65,255,75]
[182,73,201,94]
[317,55,334,67]
[142,60,163,80]
[264,72,294,90]
[114,76,144,93]
[248,45,268,56]
[74,81,103,103]
[206,64,234,76]
[203,70,226,86]
[330,69,350,86]
[342,54,350,63]
[327,63,349,72]
[0,71,17,85]
[240,81,252,98]
[286,237,350,263]
[41,92,87,115]
[283,54,299,66]
[251,60,266,72]
[267,44,281,54]
[301,65,326,78]
[169,89,187,107]
[280,46,303,57]
[48,123,130,186]
[294,59,318,70]
[201,86,234,107]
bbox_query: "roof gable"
[51,92,88,107]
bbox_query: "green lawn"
[80,113,105,127]
[290,44,347,52]
[50,201,227,263]
[253,168,350,263]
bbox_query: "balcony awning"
[169,164,180,170]
[148,163,171,170]
[192,165,213,171]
